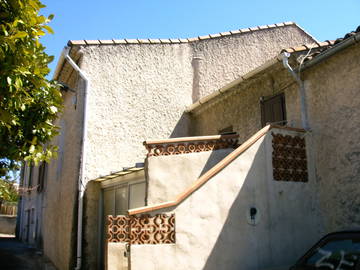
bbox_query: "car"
[289,231,360,270]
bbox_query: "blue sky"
[41,0,360,77]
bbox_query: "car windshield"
[303,238,360,269]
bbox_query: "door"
[102,181,146,270]
[261,93,286,127]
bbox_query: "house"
[17,22,360,269]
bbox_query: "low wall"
[0,214,17,234]
[130,127,322,270]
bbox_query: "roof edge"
[67,21,298,47]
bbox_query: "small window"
[37,162,47,192]
[219,126,233,135]
[260,93,286,127]
[28,163,34,188]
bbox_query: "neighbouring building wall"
[304,44,360,231]
[41,76,85,270]
[131,129,322,270]
[191,63,302,142]
[18,163,44,247]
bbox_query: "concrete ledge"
[0,215,16,234]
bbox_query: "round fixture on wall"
[246,206,260,226]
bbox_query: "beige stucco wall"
[40,23,316,269]
[78,24,314,182]
[303,44,360,231]
[41,79,85,270]
[190,24,314,98]
[192,63,302,143]
[131,129,322,270]
[146,148,233,204]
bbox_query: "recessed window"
[260,93,286,127]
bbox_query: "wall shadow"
[199,138,320,270]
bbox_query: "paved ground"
[0,234,54,270]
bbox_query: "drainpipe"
[62,46,89,270]
[282,52,310,130]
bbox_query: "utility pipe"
[62,46,89,270]
[282,52,310,130]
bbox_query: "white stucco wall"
[130,129,322,270]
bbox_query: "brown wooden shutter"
[261,93,286,127]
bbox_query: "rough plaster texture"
[192,63,302,143]
[146,149,233,204]
[131,129,322,270]
[35,24,316,269]
[303,44,360,232]
[189,25,314,98]
[78,25,314,182]
[41,83,85,270]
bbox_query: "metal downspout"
[62,46,89,270]
[282,52,310,130]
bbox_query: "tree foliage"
[0,0,62,171]
[0,178,19,202]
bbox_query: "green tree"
[0,0,62,173]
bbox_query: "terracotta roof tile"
[198,35,211,40]
[240,28,251,33]
[149,39,161,44]
[84,40,100,45]
[187,37,199,42]
[283,24,360,63]
[249,26,260,31]
[68,22,298,46]
[169,38,181,44]
[68,40,86,46]
[99,40,114,45]
[209,33,221,38]
[113,39,127,44]
[160,39,171,44]
[138,39,151,44]
[230,30,241,34]
[219,31,231,36]
[125,39,138,44]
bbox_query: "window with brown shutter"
[260,93,286,127]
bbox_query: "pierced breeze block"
[107,214,175,245]
[272,132,308,182]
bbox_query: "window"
[218,126,233,135]
[37,162,47,192]
[28,163,34,188]
[260,93,286,127]
[103,181,146,216]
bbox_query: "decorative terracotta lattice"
[272,133,308,182]
[145,138,238,157]
[107,214,175,245]
[107,215,130,243]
